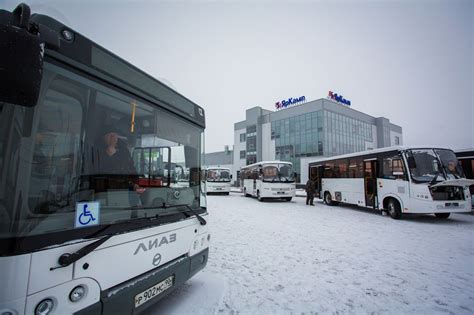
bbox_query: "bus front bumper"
[405,199,471,214]
[207,186,230,193]
[75,248,209,315]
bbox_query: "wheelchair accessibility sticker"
[75,202,100,228]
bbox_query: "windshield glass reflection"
[407,149,465,183]
[206,169,231,182]
[262,163,295,182]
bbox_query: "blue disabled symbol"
[78,204,96,225]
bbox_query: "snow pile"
[152,194,474,314]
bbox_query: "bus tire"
[435,213,450,219]
[244,188,250,197]
[257,190,264,202]
[225,192,230,195]
[284,197,292,202]
[324,192,334,206]
[387,199,402,220]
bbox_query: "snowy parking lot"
[150,193,474,314]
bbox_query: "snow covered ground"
[149,193,474,314]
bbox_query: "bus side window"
[382,156,407,180]
[348,158,363,178]
[323,162,334,178]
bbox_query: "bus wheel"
[324,192,334,206]
[387,199,402,220]
[435,213,450,219]
[225,192,230,195]
[257,190,264,202]
[284,197,292,202]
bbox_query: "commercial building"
[232,97,403,183]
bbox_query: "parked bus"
[0,5,209,315]
[455,149,474,208]
[240,161,296,201]
[308,146,474,219]
[206,167,232,195]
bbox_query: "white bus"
[0,5,209,315]
[308,146,474,219]
[240,161,296,201]
[206,167,232,195]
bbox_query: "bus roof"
[307,145,456,165]
[241,160,293,169]
[30,14,205,128]
[206,167,231,171]
[455,149,474,159]
[455,148,474,154]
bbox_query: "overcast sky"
[4,0,473,152]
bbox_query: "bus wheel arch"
[385,197,402,220]
[324,191,334,206]
[244,187,250,197]
[434,212,450,219]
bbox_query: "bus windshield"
[407,149,464,183]
[435,149,465,179]
[207,169,231,182]
[262,163,295,183]
[0,62,205,242]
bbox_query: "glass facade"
[324,110,373,156]
[271,110,373,181]
[246,125,257,165]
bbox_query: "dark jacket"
[305,179,316,194]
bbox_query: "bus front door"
[364,160,377,208]
[310,166,323,198]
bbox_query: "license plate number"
[134,275,174,308]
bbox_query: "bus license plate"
[134,275,174,308]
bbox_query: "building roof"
[204,150,233,166]
[233,98,402,132]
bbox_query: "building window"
[240,150,246,159]
[246,125,256,134]
[246,136,256,151]
[394,136,400,145]
[240,133,246,142]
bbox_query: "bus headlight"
[69,285,86,302]
[35,298,54,315]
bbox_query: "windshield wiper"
[429,171,440,186]
[161,204,207,226]
[50,203,206,270]
[50,214,162,270]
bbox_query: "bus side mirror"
[230,174,233,179]
[0,4,43,107]
[407,156,416,169]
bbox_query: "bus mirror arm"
[0,3,45,107]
